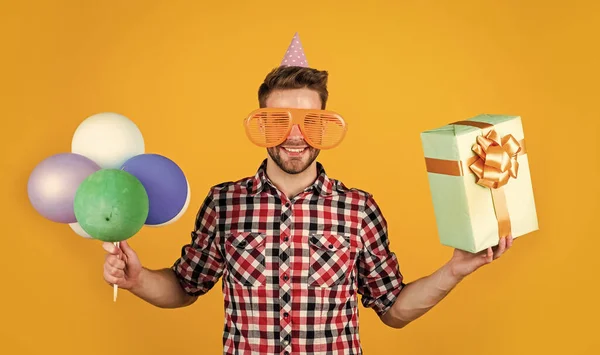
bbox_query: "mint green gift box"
[420,114,539,253]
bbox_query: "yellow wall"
[1,1,598,354]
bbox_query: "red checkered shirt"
[172,160,405,354]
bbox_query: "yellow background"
[1,0,598,354]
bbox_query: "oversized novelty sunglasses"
[243,108,348,150]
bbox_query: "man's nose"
[288,124,304,139]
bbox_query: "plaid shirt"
[172,160,404,354]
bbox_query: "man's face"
[265,88,321,175]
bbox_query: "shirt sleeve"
[171,190,225,296]
[357,193,405,316]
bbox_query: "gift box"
[420,114,538,253]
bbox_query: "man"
[102,33,513,354]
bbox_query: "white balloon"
[71,112,145,169]
[70,222,93,239]
[152,179,191,227]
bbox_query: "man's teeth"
[284,148,305,153]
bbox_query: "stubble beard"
[267,145,321,174]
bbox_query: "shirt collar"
[249,159,335,196]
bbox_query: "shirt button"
[283,274,289,281]
[283,236,289,242]
[283,312,289,318]
[282,339,289,346]
[284,352,289,355]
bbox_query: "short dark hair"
[258,66,329,109]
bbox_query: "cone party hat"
[280,32,308,67]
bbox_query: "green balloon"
[74,169,149,242]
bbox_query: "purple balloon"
[28,153,101,223]
[120,154,188,225]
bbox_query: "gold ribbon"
[468,129,522,189]
[425,120,526,239]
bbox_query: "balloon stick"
[114,241,119,302]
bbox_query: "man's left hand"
[448,235,514,280]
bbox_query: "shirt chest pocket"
[224,232,267,287]
[308,233,352,288]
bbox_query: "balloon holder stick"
[114,241,119,302]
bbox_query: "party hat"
[280,32,308,67]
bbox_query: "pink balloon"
[28,153,100,223]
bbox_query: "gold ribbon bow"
[468,129,522,189]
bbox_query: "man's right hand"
[103,240,143,290]
[101,239,197,308]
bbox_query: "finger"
[104,273,125,287]
[105,249,125,263]
[102,242,120,255]
[507,234,514,248]
[481,247,493,264]
[106,255,126,269]
[120,240,137,260]
[104,263,125,279]
[494,237,507,259]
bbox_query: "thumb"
[120,239,137,260]
[474,247,493,269]
[460,248,491,277]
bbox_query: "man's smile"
[280,146,308,157]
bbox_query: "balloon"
[71,112,145,169]
[120,154,188,226]
[74,169,149,242]
[69,223,92,239]
[27,153,100,223]
[152,178,191,227]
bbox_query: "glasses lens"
[246,111,291,147]
[303,112,346,149]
